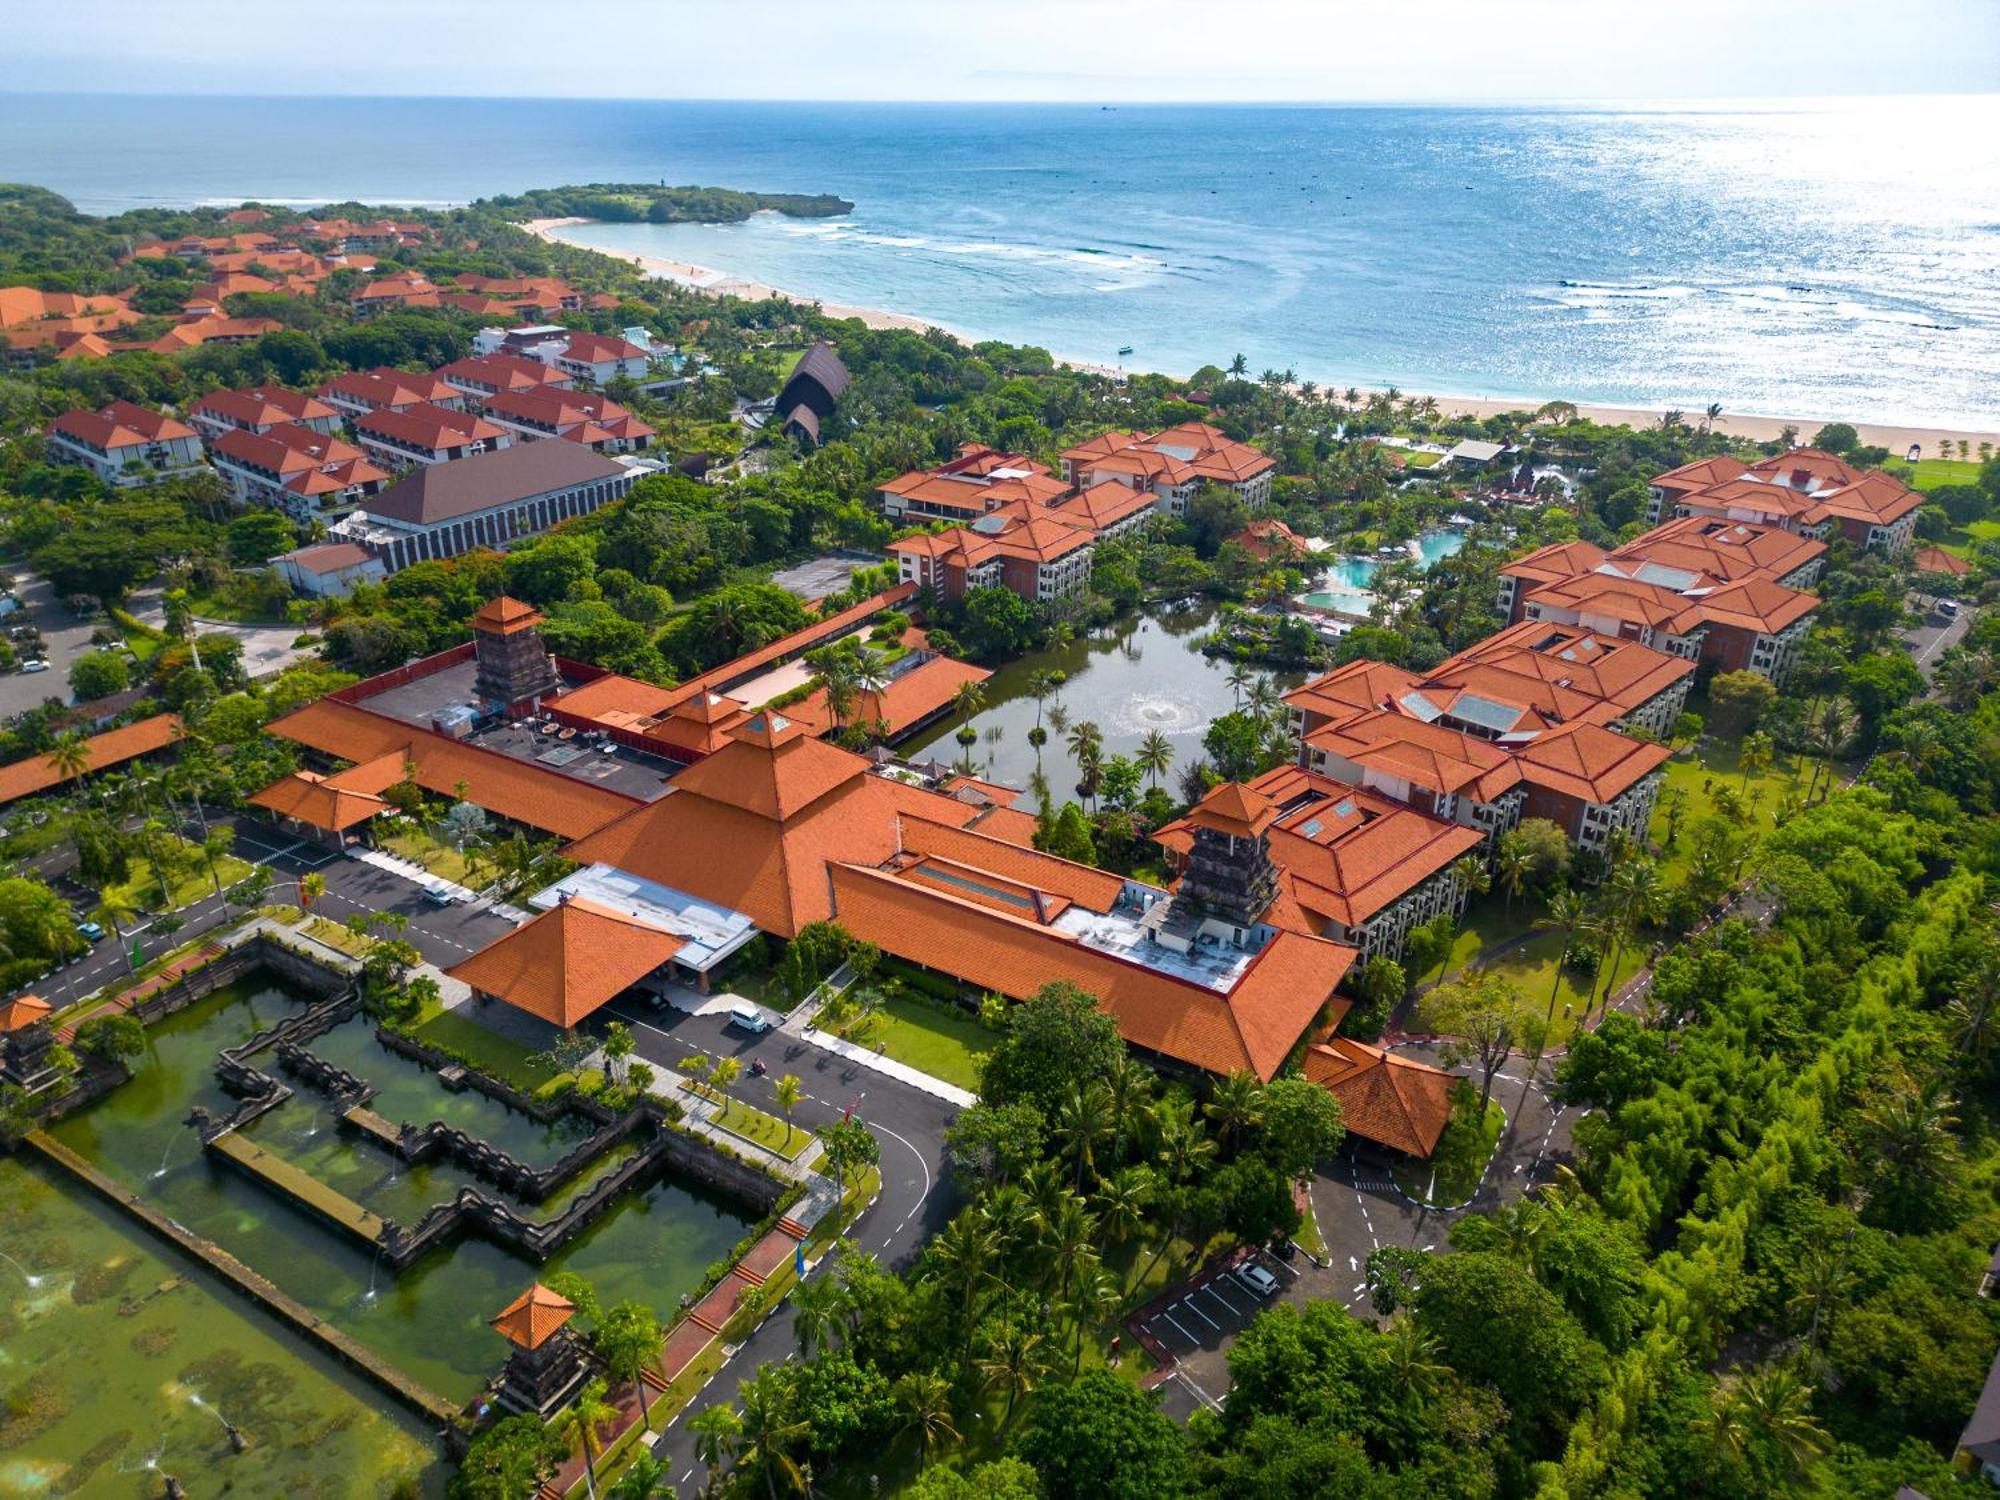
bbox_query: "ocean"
[2,93,1997,428]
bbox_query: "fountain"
[152,1122,192,1180]
[186,1390,249,1454]
[363,1243,383,1304]
[0,1247,45,1288]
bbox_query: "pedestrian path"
[799,1024,978,1108]
[350,847,527,919]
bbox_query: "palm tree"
[711,1055,741,1100]
[91,894,140,972]
[734,1366,808,1499]
[1736,1366,1830,1478]
[45,731,93,796]
[1738,730,1775,791]
[1858,1073,1961,1210]
[551,1378,617,1500]
[1594,860,1663,1023]
[678,1053,714,1099]
[976,1321,1048,1426]
[894,1370,959,1470]
[1136,729,1174,789]
[1225,660,1253,709]
[1532,887,1589,1038]
[928,1210,1001,1355]
[1039,1194,1099,1308]
[609,1454,671,1499]
[1093,1165,1152,1246]
[598,1306,665,1431]
[789,1271,845,1359]
[1494,841,1533,923]
[774,1073,802,1147]
[1383,1318,1451,1404]
[1247,673,1283,725]
[1053,1081,1115,1192]
[297,871,327,914]
[198,827,234,899]
[808,650,857,734]
[1227,353,1249,377]
[1067,1263,1123,1374]
[688,1404,743,1500]
[1202,1070,1262,1151]
[953,678,987,738]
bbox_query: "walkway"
[349,846,521,915]
[798,1024,978,1108]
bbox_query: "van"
[1937,598,1960,619]
[727,1005,772,1034]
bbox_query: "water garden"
[2,956,781,1495]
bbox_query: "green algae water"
[45,974,756,1404]
[0,1155,441,1498]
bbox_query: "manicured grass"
[1400,449,1443,468]
[379,827,492,889]
[710,1092,814,1160]
[298,913,374,956]
[413,1006,558,1092]
[1393,1086,1503,1206]
[831,990,997,1092]
[105,844,255,914]
[1648,722,1803,884]
[1884,456,1984,492]
[1433,900,1643,1047]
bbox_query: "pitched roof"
[436,353,574,393]
[192,385,338,429]
[668,714,869,820]
[778,342,850,405]
[1185,780,1279,838]
[359,442,627,526]
[1304,1038,1455,1156]
[471,596,544,633]
[277,541,378,575]
[489,1283,576,1350]
[266,698,637,840]
[1914,545,1972,577]
[48,400,197,450]
[448,896,685,1028]
[1508,721,1672,804]
[356,402,505,452]
[247,769,389,832]
[0,714,182,807]
[0,994,52,1033]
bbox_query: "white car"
[1236,1262,1282,1298]
[20,658,49,674]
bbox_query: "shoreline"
[525,217,2000,452]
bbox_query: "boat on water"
[1117,344,1134,356]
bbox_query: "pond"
[899,602,1303,792]
[0,1155,442,1498]
[47,974,757,1404]
[1297,527,1468,614]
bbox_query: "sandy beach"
[527,217,2000,454]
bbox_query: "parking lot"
[0,570,107,716]
[1136,1247,1298,1404]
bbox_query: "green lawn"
[831,990,998,1092]
[1434,899,1644,1046]
[1884,456,1984,492]
[105,844,255,914]
[1648,717,1805,884]
[412,1006,558,1093]
[297,913,374,956]
[379,827,493,889]
[1393,1087,1503,1206]
[709,1092,814,1160]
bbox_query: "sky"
[3,0,1997,101]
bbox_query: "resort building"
[353,403,512,469]
[1646,449,1920,554]
[1415,620,1698,739]
[189,384,340,441]
[1499,515,1822,684]
[879,446,1072,523]
[1156,766,1483,962]
[1059,422,1277,513]
[273,541,388,598]
[317,368,466,420]
[0,713,183,809]
[437,353,575,408]
[323,442,636,575]
[44,401,206,486]
[775,342,849,448]
[889,507,1100,602]
[481,387,656,454]
[209,423,388,521]
[552,333,653,385]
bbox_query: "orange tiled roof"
[1284,659,1420,732]
[193,385,339,431]
[356,402,504,453]
[1308,710,1522,803]
[0,994,52,1033]
[787,654,991,740]
[1499,539,1609,589]
[437,353,574,394]
[247,768,389,832]
[48,400,198,451]
[489,1283,576,1350]
[1304,1037,1455,1156]
[1185,780,1280,838]
[471,596,544,634]
[1228,517,1311,562]
[0,714,181,807]
[1509,721,1671,804]
[266,699,637,841]
[448,896,684,1028]
[825,860,1349,1079]
[1914,546,1971,577]
[1650,454,1748,494]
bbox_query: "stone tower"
[470,596,561,708]
[1178,782,1281,930]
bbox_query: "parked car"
[421,886,458,907]
[1236,1262,1282,1298]
[727,1005,773,1034]
[21,658,49,674]
[75,920,105,941]
[1937,598,1960,618]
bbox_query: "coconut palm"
[1093,1165,1153,1246]
[90,894,140,972]
[596,1304,664,1430]
[1727,1366,1830,1478]
[926,1210,1002,1354]
[1067,1262,1123,1374]
[1202,1070,1263,1150]
[789,1270,846,1359]
[1247,673,1283,724]
[298,871,326,912]
[1383,1317,1451,1404]
[1136,729,1174,789]
[1594,859,1663,1023]
[550,1378,617,1500]
[688,1404,742,1499]
[734,1366,808,1498]
[774,1072,802,1147]
[44,731,93,796]
[1738,730,1775,791]
[894,1370,959,1470]
[976,1321,1049,1426]
[1038,1194,1099,1308]
[1494,840,1534,922]
[1533,887,1590,1036]
[198,827,235,899]
[609,1454,671,1498]
[1225,660,1253,708]
[1053,1081,1115,1192]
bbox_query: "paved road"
[1901,596,1973,680]
[601,999,960,1497]
[9,813,517,1006]
[130,586,320,682]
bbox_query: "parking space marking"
[1177,1295,1220,1333]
